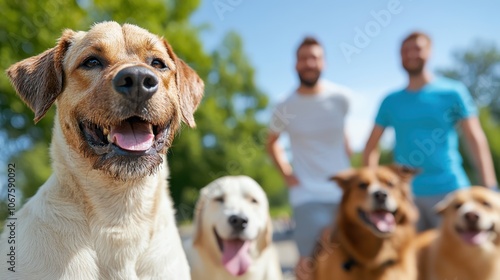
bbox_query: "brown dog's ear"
[6,29,75,123]
[386,164,420,223]
[330,169,357,191]
[388,164,419,182]
[176,59,204,127]
[434,193,454,215]
[164,41,204,128]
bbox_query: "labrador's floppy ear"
[193,187,209,246]
[164,40,204,128]
[257,215,273,254]
[7,29,75,123]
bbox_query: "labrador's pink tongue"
[110,121,154,151]
[221,240,251,276]
[369,211,396,233]
[460,231,488,245]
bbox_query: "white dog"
[184,176,283,280]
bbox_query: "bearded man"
[267,36,353,280]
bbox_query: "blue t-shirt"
[375,77,477,196]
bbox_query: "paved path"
[179,220,299,279]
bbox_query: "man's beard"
[403,60,425,76]
[298,70,321,87]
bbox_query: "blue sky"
[191,0,500,151]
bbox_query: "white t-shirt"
[269,81,351,206]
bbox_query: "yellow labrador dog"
[184,176,282,280]
[0,22,203,279]
[416,187,500,280]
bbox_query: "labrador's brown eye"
[81,57,102,69]
[214,196,224,203]
[482,200,492,208]
[454,203,462,210]
[151,58,168,70]
[250,198,258,204]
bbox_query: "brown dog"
[0,22,203,279]
[416,187,500,280]
[313,165,419,280]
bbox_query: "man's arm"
[266,132,299,187]
[362,125,385,168]
[460,117,498,189]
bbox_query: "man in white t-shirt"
[266,37,352,279]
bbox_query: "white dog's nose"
[228,215,248,232]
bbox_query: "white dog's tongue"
[369,211,396,233]
[221,239,251,276]
[109,121,154,151]
[460,230,488,245]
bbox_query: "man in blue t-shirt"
[363,32,498,231]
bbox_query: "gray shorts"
[292,202,338,257]
[415,193,448,232]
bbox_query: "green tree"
[351,150,393,168]
[169,32,285,220]
[480,109,500,182]
[438,40,500,120]
[438,40,500,184]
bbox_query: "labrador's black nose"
[113,66,158,103]
[228,215,248,232]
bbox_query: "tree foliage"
[438,40,500,184]
[169,32,285,219]
[0,0,284,222]
[438,40,500,120]
[479,108,500,183]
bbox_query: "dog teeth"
[102,128,113,143]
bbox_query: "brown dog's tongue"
[109,121,154,151]
[369,211,396,233]
[221,240,252,276]
[460,230,488,245]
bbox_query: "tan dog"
[416,187,500,280]
[0,22,203,279]
[184,176,282,280]
[314,165,419,280]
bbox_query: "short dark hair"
[296,36,322,57]
[401,31,432,48]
